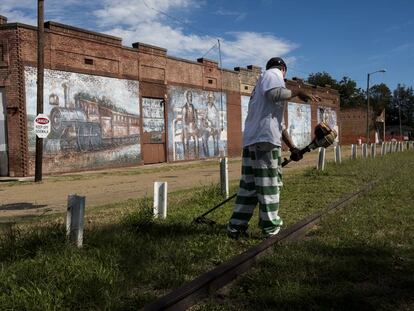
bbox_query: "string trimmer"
[193,122,337,225]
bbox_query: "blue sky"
[1,0,413,91]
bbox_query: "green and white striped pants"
[228,143,283,235]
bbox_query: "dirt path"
[0,146,351,222]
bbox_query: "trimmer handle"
[281,145,312,167]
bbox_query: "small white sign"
[34,113,51,138]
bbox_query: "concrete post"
[66,194,85,247]
[334,145,342,164]
[154,182,168,219]
[362,143,368,158]
[371,143,376,158]
[317,147,326,171]
[351,144,357,160]
[220,157,229,198]
[381,142,385,156]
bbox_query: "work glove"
[289,147,303,162]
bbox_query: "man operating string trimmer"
[227,57,322,238]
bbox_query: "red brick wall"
[1,20,341,176]
[0,26,29,177]
[339,107,376,144]
[227,91,242,157]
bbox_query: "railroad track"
[141,181,376,311]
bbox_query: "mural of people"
[287,102,312,148]
[200,92,220,156]
[167,86,227,161]
[318,106,339,143]
[181,90,199,159]
[240,95,250,133]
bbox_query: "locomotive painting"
[25,67,141,171]
[48,87,140,152]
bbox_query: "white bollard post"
[400,141,404,152]
[334,145,342,164]
[371,143,376,158]
[362,143,368,158]
[220,157,229,198]
[153,182,168,219]
[317,147,326,171]
[66,194,85,248]
[406,141,410,150]
[381,142,385,156]
[351,144,357,160]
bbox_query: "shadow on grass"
[0,202,48,211]
[229,239,414,311]
[0,216,232,310]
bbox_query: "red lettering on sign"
[35,117,49,125]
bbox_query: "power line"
[140,0,361,81]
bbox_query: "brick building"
[0,16,339,177]
[339,107,378,145]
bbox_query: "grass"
[195,152,414,311]
[0,150,412,310]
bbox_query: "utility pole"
[366,69,386,143]
[399,98,403,140]
[35,0,44,182]
[366,73,370,143]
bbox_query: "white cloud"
[94,0,195,27]
[0,0,91,26]
[98,1,298,69]
[220,32,298,68]
[1,0,298,70]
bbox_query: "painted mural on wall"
[241,95,250,133]
[142,98,165,133]
[167,86,227,161]
[317,106,339,143]
[25,67,141,170]
[287,102,312,149]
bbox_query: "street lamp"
[366,69,386,143]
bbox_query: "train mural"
[48,88,140,152]
[167,86,227,161]
[25,67,141,170]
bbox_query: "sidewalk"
[0,147,349,222]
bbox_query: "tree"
[369,83,392,116]
[306,72,338,88]
[390,84,414,127]
[306,73,365,108]
[337,76,366,108]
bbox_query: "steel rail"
[141,181,376,311]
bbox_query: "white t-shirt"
[243,68,286,147]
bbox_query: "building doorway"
[142,97,166,164]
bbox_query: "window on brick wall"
[0,41,7,67]
[84,58,94,65]
[0,42,7,67]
